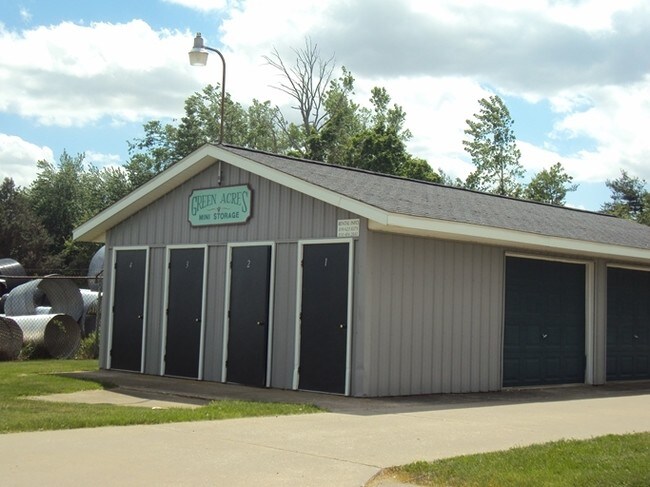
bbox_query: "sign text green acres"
[189,185,252,226]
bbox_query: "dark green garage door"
[607,267,650,381]
[504,257,586,387]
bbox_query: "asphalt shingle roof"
[223,145,650,251]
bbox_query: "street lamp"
[188,32,226,145]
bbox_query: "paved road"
[1,386,649,486]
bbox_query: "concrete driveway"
[1,373,649,486]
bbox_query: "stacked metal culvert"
[0,248,104,360]
[0,316,23,361]
[10,314,80,359]
[0,258,29,293]
[87,246,105,291]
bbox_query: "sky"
[1,0,649,211]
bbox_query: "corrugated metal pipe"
[87,246,105,291]
[11,314,81,359]
[38,277,84,322]
[3,280,44,316]
[0,316,23,361]
[0,258,28,293]
[80,289,100,336]
[4,278,84,322]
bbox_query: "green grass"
[387,433,650,486]
[0,360,321,434]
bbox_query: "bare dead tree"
[264,37,335,139]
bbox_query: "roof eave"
[370,216,650,263]
[73,143,650,264]
[73,145,218,242]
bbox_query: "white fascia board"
[73,146,218,242]
[214,149,390,224]
[370,215,650,263]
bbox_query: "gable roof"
[73,143,650,263]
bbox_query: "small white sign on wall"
[337,219,360,238]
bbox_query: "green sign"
[189,185,252,226]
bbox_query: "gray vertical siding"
[360,231,504,396]
[202,245,227,382]
[593,259,608,384]
[143,247,165,375]
[270,242,298,389]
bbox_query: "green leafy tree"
[345,86,435,180]
[86,165,131,213]
[124,120,178,188]
[463,95,524,196]
[525,162,578,205]
[27,152,112,273]
[346,87,407,173]
[399,157,442,183]
[0,178,51,271]
[317,67,363,165]
[347,125,407,175]
[29,151,89,253]
[245,99,289,153]
[601,170,650,224]
[125,85,288,188]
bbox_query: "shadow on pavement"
[64,369,650,416]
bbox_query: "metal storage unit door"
[226,245,272,387]
[164,247,205,379]
[607,267,650,380]
[298,242,350,394]
[110,249,147,372]
[503,256,586,387]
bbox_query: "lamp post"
[188,32,226,145]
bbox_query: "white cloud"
[163,0,228,12]
[548,77,650,182]
[0,134,53,188]
[19,8,32,23]
[0,20,202,126]
[85,151,122,169]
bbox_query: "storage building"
[73,144,650,396]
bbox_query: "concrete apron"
[1,392,649,486]
[26,389,204,409]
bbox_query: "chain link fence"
[0,265,103,360]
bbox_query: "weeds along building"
[73,143,650,396]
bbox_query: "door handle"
[339,323,347,330]
[542,333,548,339]
[195,318,201,323]
[633,334,639,339]
[257,321,265,327]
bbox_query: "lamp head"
[188,32,209,66]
